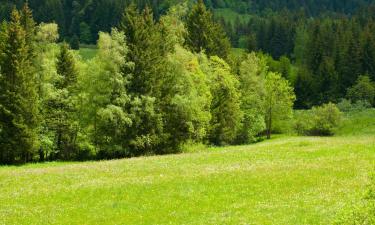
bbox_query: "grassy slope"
[78,47,98,61]
[0,110,374,225]
[214,8,252,25]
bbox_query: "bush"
[294,111,313,136]
[337,99,372,112]
[309,103,342,136]
[347,75,375,106]
[294,103,342,136]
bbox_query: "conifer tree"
[0,8,39,164]
[45,43,78,160]
[120,4,170,97]
[20,2,36,55]
[185,0,231,59]
[361,27,375,81]
[119,5,169,155]
[341,35,362,90]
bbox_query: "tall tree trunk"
[267,108,272,139]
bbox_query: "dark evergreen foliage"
[0,8,39,164]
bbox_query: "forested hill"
[206,0,375,14]
[1,0,375,43]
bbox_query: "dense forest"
[0,0,374,164]
[1,0,375,43]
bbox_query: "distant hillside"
[208,0,375,15]
[1,0,375,44]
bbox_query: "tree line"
[219,6,375,109]
[2,0,375,46]
[0,1,296,164]
[206,0,375,15]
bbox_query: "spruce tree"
[20,2,36,56]
[119,5,169,155]
[45,43,78,160]
[341,36,362,91]
[120,4,169,97]
[361,27,375,81]
[185,0,231,59]
[0,8,39,164]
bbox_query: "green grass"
[230,48,247,58]
[0,110,374,224]
[336,109,375,136]
[78,47,98,61]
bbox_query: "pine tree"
[119,5,170,155]
[119,4,170,97]
[341,35,362,91]
[45,43,78,160]
[0,8,39,164]
[185,0,231,59]
[361,26,375,81]
[316,56,339,104]
[20,2,36,56]
[57,43,77,89]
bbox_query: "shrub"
[294,103,342,136]
[337,99,372,112]
[347,75,375,106]
[294,111,313,136]
[309,103,342,136]
[337,99,353,112]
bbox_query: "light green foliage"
[202,55,242,145]
[337,99,372,112]
[78,47,97,60]
[347,75,375,106]
[336,109,375,136]
[163,45,212,147]
[126,96,164,156]
[309,103,342,136]
[36,22,59,43]
[265,54,293,81]
[295,103,342,136]
[264,72,296,139]
[1,110,375,224]
[159,3,188,46]
[79,29,132,158]
[237,53,267,143]
[34,26,60,160]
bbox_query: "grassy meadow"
[78,46,98,61]
[0,110,374,224]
